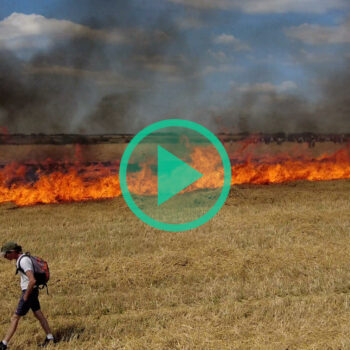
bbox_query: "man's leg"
[3,314,21,343]
[3,290,29,345]
[33,310,52,335]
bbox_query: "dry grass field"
[0,180,350,349]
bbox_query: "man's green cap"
[0,241,19,257]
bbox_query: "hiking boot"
[38,337,57,347]
[0,342,7,350]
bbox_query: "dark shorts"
[16,288,40,316]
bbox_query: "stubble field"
[0,180,350,349]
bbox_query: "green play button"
[119,119,231,231]
[157,145,203,206]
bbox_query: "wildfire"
[0,144,349,206]
[0,162,121,206]
[231,147,350,185]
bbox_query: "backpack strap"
[16,254,27,275]
[16,252,35,275]
[38,284,49,295]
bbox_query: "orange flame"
[0,163,121,206]
[0,144,349,206]
[231,147,350,185]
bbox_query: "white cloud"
[213,34,251,51]
[143,62,180,75]
[202,64,239,76]
[279,81,298,91]
[238,81,297,93]
[214,33,237,45]
[285,20,350,44]
[294,49,339,63]
[208,49,229,62]
[0,12,126,52]
[168,0,348,13]
[176,16,205,30]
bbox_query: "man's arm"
[23,270,36,302]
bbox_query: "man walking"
[0,242,55,349]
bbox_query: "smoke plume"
[0,0,349,134]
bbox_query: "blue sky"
[0,0,349,133]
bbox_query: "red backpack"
[16,253,50,293]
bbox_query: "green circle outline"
[119,119,231,231]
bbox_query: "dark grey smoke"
[0,0,349,134]
[315,64,350,132]
[0,0,200,134]
[214,60,350,133]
